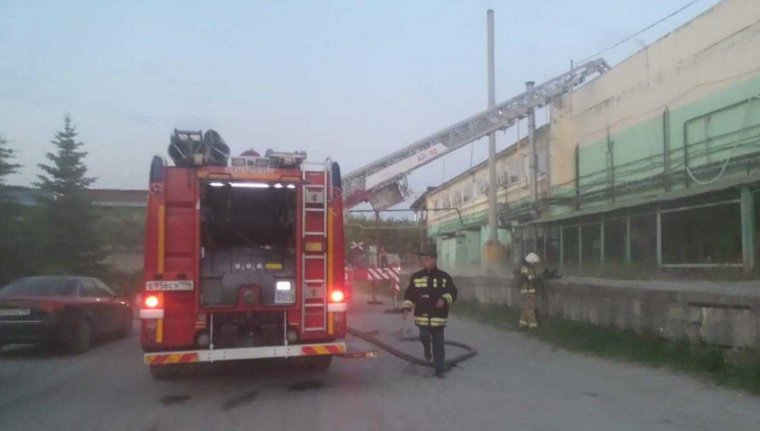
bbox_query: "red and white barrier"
[352,266,401,294]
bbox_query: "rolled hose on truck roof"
[347,327,477,372]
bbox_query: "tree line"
[344,214,426,266]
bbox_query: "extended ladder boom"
[343,59,609,208]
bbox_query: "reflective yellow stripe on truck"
[157,204,165,273]
[156,318,163,343]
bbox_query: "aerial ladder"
[342,59,610,210]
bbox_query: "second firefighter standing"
[518,252,541,329]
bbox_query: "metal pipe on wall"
[578,224,582,270]
[740,186,756,274]
[574,144,581,210]
[663,108,671,191]
[625,215,632,264]
[656,206,662,267]
[600,216,605,265]
[607,130,615,202]
[559,224,564,269]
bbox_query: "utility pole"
[527,81,537,201]
[487,9,497,245]
[484,9,503,268]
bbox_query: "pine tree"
[0,135,20,187]
[36,115,107,275]
[0,135,24,284]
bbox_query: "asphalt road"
[1,294,759,431]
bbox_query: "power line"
[578,0,703,64]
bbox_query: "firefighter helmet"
[525,252,540,264]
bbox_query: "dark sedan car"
[0,276,133,353]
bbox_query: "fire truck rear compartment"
[199,183,297,308]
[208,311,285,348]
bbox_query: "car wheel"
[118,312,133,339]
[67,320,91,354]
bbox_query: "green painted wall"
[561,72,760,208]
[429,72,760,270]
[437,236,457,270]
[428,208,487,238]
[433,230,482,270]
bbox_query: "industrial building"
[425,0,760,276]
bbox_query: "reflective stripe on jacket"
[402,266,458,327]
[519,264,537,293]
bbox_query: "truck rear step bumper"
[145,342,347,365]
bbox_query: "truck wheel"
[288,355,332,372]
[67,320,91,354]
[118,313,133,339]
[310,356,333,372]
[150,365,179,380]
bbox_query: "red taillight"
[38,301,64,313]
[144,295,160,309]
[330,290,345,303]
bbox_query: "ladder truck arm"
[342,59,609,210]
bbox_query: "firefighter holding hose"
[402,244,458,379]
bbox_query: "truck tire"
[290,356,333,373]
[118,312,133,339]
[310,356,332,372]
[67,320,91,354]
[150,365,179,380]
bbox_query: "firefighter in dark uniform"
[518,252,541,329]
[401,244,458,378]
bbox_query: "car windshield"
[0,277,79,297]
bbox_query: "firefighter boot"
[525,293,538,329]
[519,300,529,329]
[519,312,528,329]
[420,328,433,362]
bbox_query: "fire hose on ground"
[347,326,477,372]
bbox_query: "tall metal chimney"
[486,9,498,245]
[526,81,537,201]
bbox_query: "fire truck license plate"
[145,281,194,291]
[0,309,31,317]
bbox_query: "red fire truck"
[140,130,350,378]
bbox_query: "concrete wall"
[452,274,760,348]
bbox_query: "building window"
[463,184,474,202]
[498,171,508,186]
[452,190,462,206]
[537,149,546,174]
[476,179,488,196]
[508,157,525,183]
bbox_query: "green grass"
[452,297,760,395]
